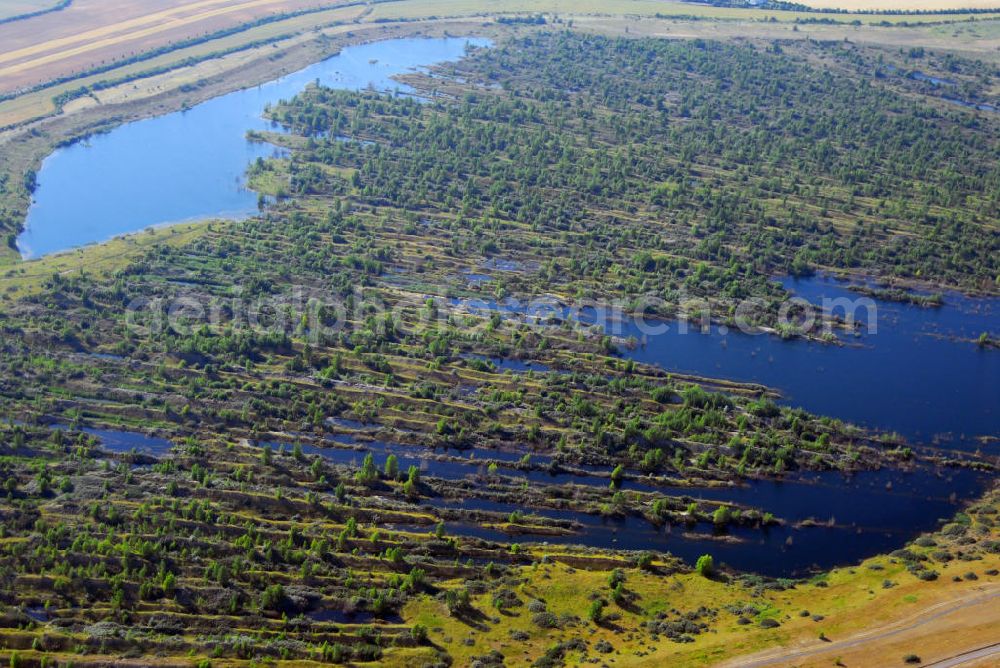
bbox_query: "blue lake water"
[258,433,985,575]
[20,34,995,448]
[426,468,971,576]
[447,285,998,567]
[884,66,996,112]
[52,425,173,456]
[910,71,957,87]
[454,277,999,448]
[16,37,488,258]
[622,277,999,448]
[942,97,999,113]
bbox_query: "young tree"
[588,599,605,624]
[695,554,714,578]
[355,453,378,484]
[384,454,399,479]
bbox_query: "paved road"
[725,586,1000,668]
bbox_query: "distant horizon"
[794,0,1000,9]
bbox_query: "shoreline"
[3,28,996,303]
[0,17,504,263]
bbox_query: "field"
[798,0,1000,8]
[0,220,212,301]
[0,0,349,93]
[4,6,1000,130]
[0,407,995,667]
[404,512,1000,667]
[1,0,999,126]
[0,0,62,21]
[0,3,371,127]
[369,0,1000,23]
[1,0,999,270]
[5,0,1000,96]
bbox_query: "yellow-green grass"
[0,219,212,301]
[403,494,1000,666]
[930,14,1000,37]
[404,545,1000,667]
[247,154,365,200]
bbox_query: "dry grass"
[402,489,1000,667]
[570,13,1000,63]
[0,3,367,127]
[0,220,211,301]
[404,543,1000,667]
[372,0,1000,23]
[3,0,1000,125]
[798,0,1000,9]
[0,0,348,93]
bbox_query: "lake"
[16,37,489,258]
[454,276,999,449]
[256,434,984,576]
[15,35,998,575]
[623,276,998,449]
[20,34,997,449]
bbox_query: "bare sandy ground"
[722,584,1000,668]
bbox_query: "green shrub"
[695,554,714,577]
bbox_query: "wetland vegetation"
[0,15,997,668]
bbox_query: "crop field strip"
[798,0,1000,8]
[3,0,1000,106]
[368,0,1000,23]
[0,0,363,93]
[0,3,375,127]
[0,3,384,130]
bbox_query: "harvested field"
[0,2,370,128]
[798,0,1000,8]
[571,13,1000,61]
[721,586,1000,668]
[0,0,347,93]
[371,0,1000,23]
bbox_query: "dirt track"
[724,585,1000,668]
